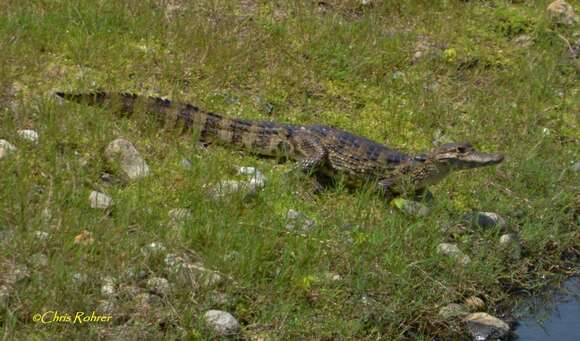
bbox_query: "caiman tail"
[55,91,295,157]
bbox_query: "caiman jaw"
[432,142,504,170]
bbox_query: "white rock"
[89,191,113,209]
[105,138,150,180]
[547,0,579,26]
[0,285,10,306]
[141,242,167,256]
[101,277,117,298]
[0,140,16,159]
[34,230,50,241]
[437,243,471,265]
[203,310,240,335]
[499,233,522,260]
[146,277,170,296]
[0,140,17,151]
[464,312,510,340]
[237,166,267,186]
[17,129,39,144]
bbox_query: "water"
[513,277,580,340]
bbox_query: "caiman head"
[408,142,504,190]
[425,142,504,169]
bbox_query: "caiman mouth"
[457,152,504,168]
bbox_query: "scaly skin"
[56,92,504,195]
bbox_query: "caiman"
[55,91,504,196]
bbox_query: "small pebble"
[146,277,170,296]
[437,243,471,265]
[30,253,49,267]
[105,138,150,180]
[17,129,39,144]
[89,191,113,209]
[0,139,17,159]
[72,272,88,283]
[101,277,117,298]
[0,285,10,306]
[34,230,50,241]
[465,212,506,230]
[203,310,241,335]
[141,242,167,256]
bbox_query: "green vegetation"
[0,0,578,339]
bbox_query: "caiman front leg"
[377,177,401,198]
[285,133,328,192]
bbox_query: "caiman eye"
[457,146,466,153]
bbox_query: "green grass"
[1,0,578,339]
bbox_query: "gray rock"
[30,253,49,267]
[572,162,580,172]
[237,166,267,187]
[89,191,113,209]
[437,243,471,265]
[439,303,469,319]
[105,138,150,180]
[464,312,510,341]
[17,129,39,144]
[547,0,579,26]
[465,212,506,230]
[203,310,240,335]
[146,277,170,296]
[499,233,522,260]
